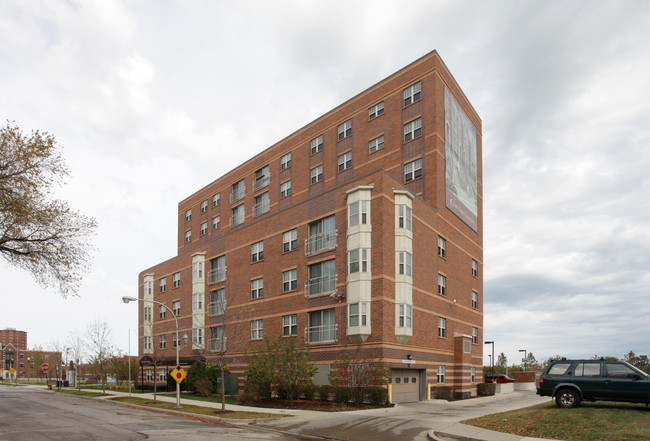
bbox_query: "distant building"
[137,50,483,402]
[1,328,27,350]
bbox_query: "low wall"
[514,371,537,391]
[495,383,514,394]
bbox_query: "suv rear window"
[574,362,601,377]
[548,362,571,375]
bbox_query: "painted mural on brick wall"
[444,87,478,232]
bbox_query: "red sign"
[41,363,49,372]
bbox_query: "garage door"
[390,369,420,403]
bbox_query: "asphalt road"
[0,385,302,441]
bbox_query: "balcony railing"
[208,300,227,316]
[254,200,270,217]
[207,337,227,352]
[304,274,337,298]
[304,324,338,344]
[208,267,227,284]
[230,214,244,227]
[304,230,337,256]
[230,187,245,203]
[253,175,270,191]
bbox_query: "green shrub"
[318,384,331,402]
[302,382,316,401]
[477,382,496,396]
[334,386,351,403]
[369,387,388,405]
[194,378,213,397]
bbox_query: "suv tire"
[556,388,581,408]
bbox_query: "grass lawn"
[464,401,650,441]
[56,389,108,398]
[109,396,290,419]
[157,393,238,405]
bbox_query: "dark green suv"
[537,359,650,408]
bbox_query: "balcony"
[304,274,337,298]
[208,300,227,316]
[230,214,244,227]
[304,230,337,256]
[254,200,270,217]
[230,187,245,204]
[208,267,227,284]
[207,337,227,352]
[304,324,338,344]
[253,175,270,191]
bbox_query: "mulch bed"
[239,398,393,412]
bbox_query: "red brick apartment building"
[137,50,483,402]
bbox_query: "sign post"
[42,363,49,388]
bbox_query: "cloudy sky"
[1,0,648,366]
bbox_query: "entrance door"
[390,369,420,403]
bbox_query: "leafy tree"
[623,351,650,374]
[0,122,97,297]
[496,352,508,369]
[329,345,390,405]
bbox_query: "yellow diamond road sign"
[9,368,16,375]
[171,365,186,384]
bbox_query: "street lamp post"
[484,341,495,378]
[122,295,183,408]
[519,349,528,372]
[27,357,30,383]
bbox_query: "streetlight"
[484,341,495,377]
[27,357,30,383]
[519,349,528,372]
[122,295,187,409]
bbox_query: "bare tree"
[85,318,114,394]
[67,330,85,388]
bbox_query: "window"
[337,151,352,172]
[209,326,226,352]
[146,369,153,381]
[398,304,412,328]
[369,102,384,119]
[159,370,167,382]
[437,366,445,383]
[192,261,203,279]
[173,333,178,348]
[283,229,297,252]
[280,152,292,170]
[308,308,336,343]
[200,200,208,213]
[403,81,421,106]
[209,289,226,316]
[209,255,226,284]
[605,362,638,378]
[398,205,412,230]
[438,274,446,296]
[575,362,601,377]
[283,269,297,292]
[159,305,166,319]
[212,215,220,230]
[159,335,166,350]
[173,300,180,316]
[472,259,478,277]
[337,119,352,140]
[472,327,478,344]
[213,193,221,207]
[438,236,446,258]
[231,204,245,226]
[283,314,297,336]
[306,215,336,255]
[280,180,292,198]
[349,200,368,227]
[310,135,323,154]
[398,252,412,276]
[403,118,422,142]
[144,280,153,295]
[471,367,476,383]
[404,158,422,182]
[144,306,152,321]
[173,272,181,288]
[200,222,208,235]
[231,179,245,203]
[310,165,323,184]
[251,241,264,262]
[144,336,152,351]
[349,302,368,327]
[185,209,192,221]
[472,291,478,309]
[251,320,263,340]
[348,249,368,274]
[369,135,384,153]
[254,192,270,216]
[464,340,471,353]
[184,230,192,242]
[159,277,166,293]
[438,317,447,338]
[192,292,203,310]
[254,165,270,191]
[192,327,203,345]
[307,259,336,296]
[251,278,264,299]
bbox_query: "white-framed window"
[213,192,221,207]
[438,274,446,296]
[403,81,421,106]
[159,370,167,382]
[144,336,152,351]
[337,151,352,172]
[159,277,166,293]
[437,365,446,384]
[209,326,226,352]
[438,236,446,258]
[231,179,245,203]
[192,292,203,310]
[307,259,336,296]
[212,215,220,230]
[280,152,292,170]
[192,261,203,279]
[173,272,181,288]
[472,327,478,344]
[472,291,478,309]
[283,229,297,252]
[369,135,384,153]
[209,255,226,284]
[200,222,208,235]
[348,302,368,327]
[200,199,208,213]
[403,118,422,142]
[146,368,153,381]
[472,259,478,277]
[173,300,180,316]
[438,317,447,338]
[231,204,245,226]
[398,304,412,328]
[398,251,412,276]
[283,269,297,292]
[144,306,152,321]
[251,241,264,262]
[209,289,226,316]
[283,314,297,336]
[280,180,292,198]
[404,158,422,182]
[349,200,368,227]
[251,278,264,299]
[337,119,352,140]
[308,308,336,343]
[369,101,384,119]
[159,304,166,319]
[310,135,323,154]
[398,204,412,230]
[144,280,153,295]
[173,332,178,348]
[185,209,192,221]
[251,319,263,340]
[254,165,270,191]
[159,335,166,350]
[310,165,323,184]
[471,367,476,383]
[254,192,270,216]
[184,230,192,242]
[348,248,369,274]
[306,215,336,255]
[192,327,203,345]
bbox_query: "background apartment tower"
[138,50,483,402]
